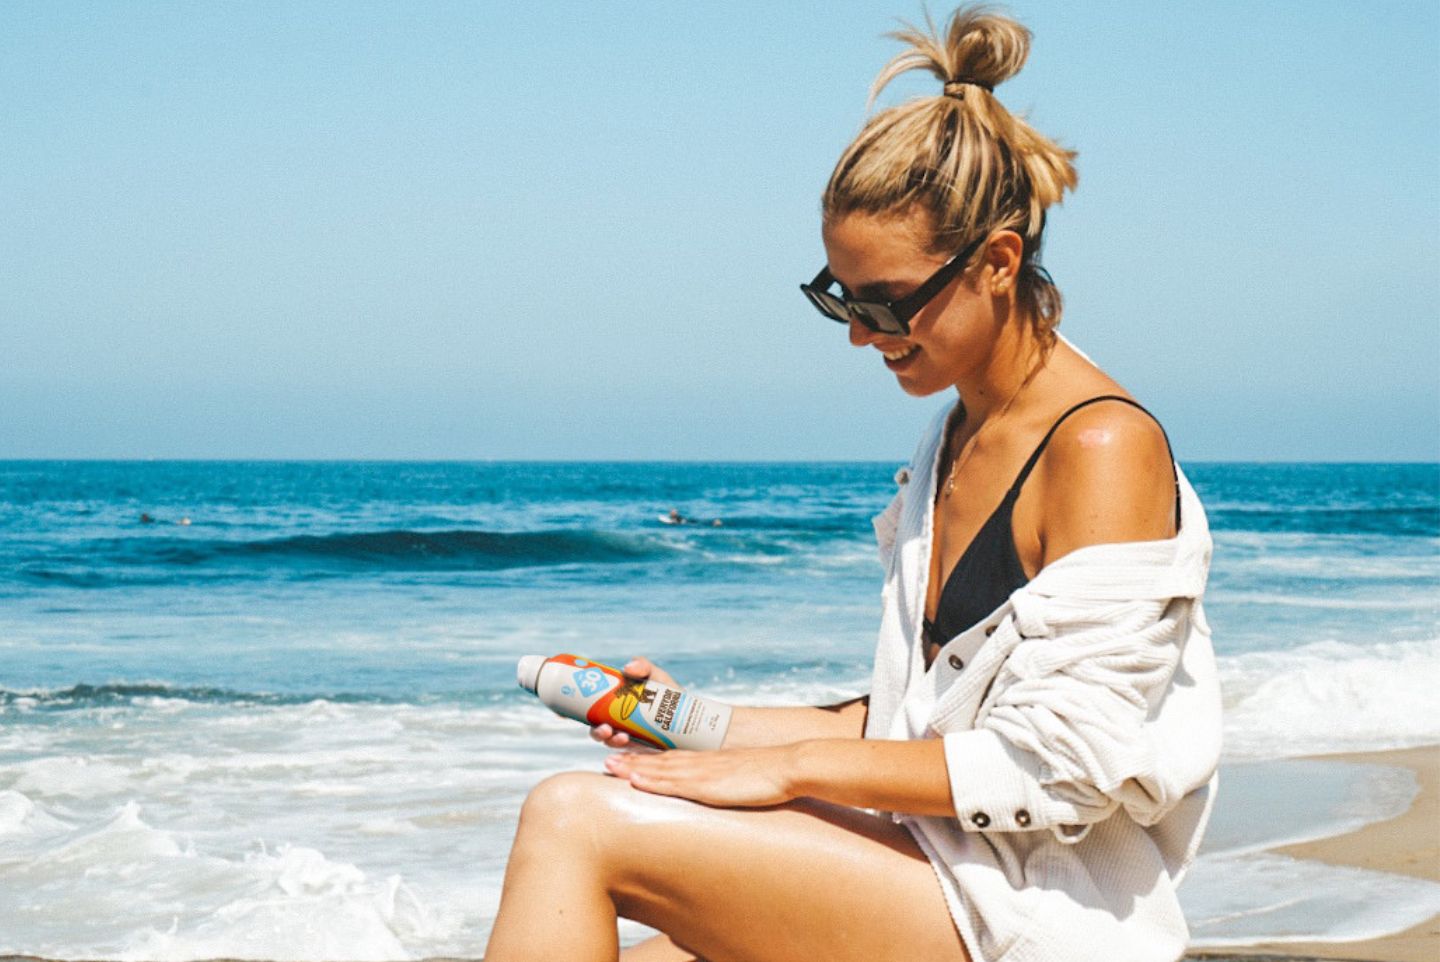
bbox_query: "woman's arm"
[722,696,869,748]
[597,698,869,750]
[590,657,869,749]
[604,736,955,814]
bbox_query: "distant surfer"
[139,513,155,524]
[660,509,722,527]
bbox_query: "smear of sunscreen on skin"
[603,778,718,827]
[1074,427,1115,448]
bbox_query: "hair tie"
[943,78,993,98]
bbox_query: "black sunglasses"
[799,232,990,337]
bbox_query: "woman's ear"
[984,230,1025,296]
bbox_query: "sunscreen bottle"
[516,653,732,751]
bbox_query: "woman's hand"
[588,657,680,749]
[604,744,798,808]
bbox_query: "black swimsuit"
[922,395,1181,647]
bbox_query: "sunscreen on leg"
[516,654,731,750]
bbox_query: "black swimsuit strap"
[1005,395,1181,529]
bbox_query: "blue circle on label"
[561,685,574,695]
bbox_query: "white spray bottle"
[517,653,731,751]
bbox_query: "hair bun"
[871,5,1030,104]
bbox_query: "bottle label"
[537,654,730,751]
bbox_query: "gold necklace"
[942,362,1042,499]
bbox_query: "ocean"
[1,459,1438,959]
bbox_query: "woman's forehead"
[822,210,940,291]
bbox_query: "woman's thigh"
[539,771,971,962]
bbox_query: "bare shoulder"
[1034,398,1177,564]
[1044,399,1172,473]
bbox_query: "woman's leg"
[484,771,971,962]
[619,934,699,962]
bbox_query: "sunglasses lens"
[804,287,851,324]
[801,283,908,336]
[851,303,905,336]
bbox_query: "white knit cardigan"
[864,399,1222,962]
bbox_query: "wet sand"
[1199,745,1440,962]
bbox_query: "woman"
[485,7,1220,961]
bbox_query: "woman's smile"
[882,343,922,370]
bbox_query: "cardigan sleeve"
[939,592,1221,843]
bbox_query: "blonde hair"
[823,5,1078,341]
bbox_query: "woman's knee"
[514,770,707,888]
[516,771,669,850]
[517,771,615,837]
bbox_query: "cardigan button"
[971,811,990,829]
[947,653,964,670]
[984,624,997,637]
[1015,809,1032,827]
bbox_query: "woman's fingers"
[603,747,793,808]
[589,723,632,748]
[609,755,715,802]
[622,657,654,680]
[604,752,652,784]
[623,657,679,688]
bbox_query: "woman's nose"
[848,317,878,348]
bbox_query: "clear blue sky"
[2,1,1436,460]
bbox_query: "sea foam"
[1220,637,1440,759]
[0,792,446,962]
[1185,852,1440,947]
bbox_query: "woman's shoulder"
[1030,392,1178,564]
[1045,395,1172,467]
[1030,343,1174,484]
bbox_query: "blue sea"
[1,460,1438,959]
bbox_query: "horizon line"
[2,457,1437,467]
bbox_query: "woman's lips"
[883,344,920,371]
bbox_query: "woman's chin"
[894,372,949,398]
